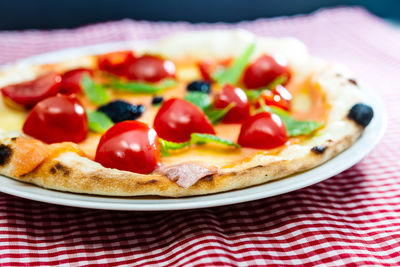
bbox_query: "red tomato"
[124,55,176,83]
[243,55,291,89]
[238,112,288,149]
[153,98,215,142]
[98,51,135,76]
[1,72,61,109]
[256,85,292,111]
[95,121,160,174]
[198,60,213,81]
[23,95,88,144]
[59,68,94,95]
[214,84,250,123]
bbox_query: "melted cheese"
[0,62,330,169]
[0,99,26,131]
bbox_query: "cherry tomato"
[256,85,292,111]
[238,112,288,149]
[214,84,250,123]
[154,98,215,142]
[59,68,94,95]
[23,95,88,144]
[124,55,176,83]
[1,72,61,109]
[98,51,135,76]
[95,121,160,174]
[243,55,291,89]
[198,60,213,81]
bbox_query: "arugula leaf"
[87,111,114,133]
[160,139,189,156]
[184,91,211,110]
[110,78,177,94]
[205,103,235,125]
[81,75,110,105]
[244,75,288,102]
[212,43,256,85]
[160,133,240,156]
[269,107,323,137]
[190,133,241,148]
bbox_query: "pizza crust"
[0,30,369,197]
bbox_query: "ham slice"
[160,163,218,188]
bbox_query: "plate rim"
[0,41,387,211]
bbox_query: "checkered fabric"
[0,7,399,266]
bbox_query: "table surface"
[0,7,400,266]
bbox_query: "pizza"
[0,30,374,197]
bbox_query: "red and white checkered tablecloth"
[0,7,400,266]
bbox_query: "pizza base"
[0,30,368,197]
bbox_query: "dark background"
[0,0,399,30]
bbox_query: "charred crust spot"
[11,137,17,141]
[348,78,358,86]
[0,144,12,166]
[311,145,327,154]
[55,163,63,170]
[51,162,70,176]
[347,103,374,127]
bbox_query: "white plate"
[0,42,387,211]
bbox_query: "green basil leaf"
[265,75,287,90]
[160,139,190,156]
[184,91,233,125]
[205,103,235,125]
[212,43,256,85]
[110,78,176,94]
[269,107,323,137]
[190,133,241,148]
[159,79,178,88]
[87,111,114,133]
[184,91,211,110]
[81,75,110,105]
[244,89,264,102]
[160,133,240,156]
[244,75,288,102]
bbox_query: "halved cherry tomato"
[243,55,291,89]
[214,84,250,123]
[1,72,61,109]
[95,121,160,174]
[154,98,215,142]
[198,58,233,82]
[23,95,88,144]
[238,112,288,149]
[124,55,176,83]
[98,51,135,76]
[59,68,94,95]
[255,85,292,111]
